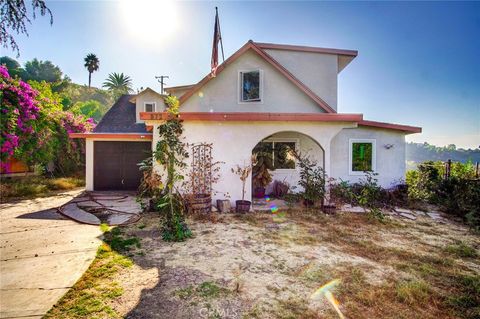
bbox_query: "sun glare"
[119,0,178,44]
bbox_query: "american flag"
[211,7,224,77]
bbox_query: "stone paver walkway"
[0,190,103,319]
[59,192,142,225]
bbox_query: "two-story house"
[71,40,421,203]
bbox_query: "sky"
[1,0,479,149]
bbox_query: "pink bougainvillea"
[1,65,41,169]
[1,65,95,173]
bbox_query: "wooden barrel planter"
[188,194,212,214]
[235,200,251,213]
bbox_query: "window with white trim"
[240,70,262,102]
[349,139,376,174]
[144,102,156,112]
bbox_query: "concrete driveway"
[0,189,103,319]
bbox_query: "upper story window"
[240,70,262,102]
[349,139,376,175]
[144,102,156,112]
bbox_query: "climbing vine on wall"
[153,95,192,241]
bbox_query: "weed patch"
[0,176,84,201]
[396,280,431,304]
[445,241,478,258]
[44,244,132,319]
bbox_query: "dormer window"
[144,102,156,112]
[239,70,262,102]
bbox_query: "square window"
[144,102,156,112]
[351,142,373,172]
[241,70,261,102]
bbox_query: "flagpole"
[216,7,225,62]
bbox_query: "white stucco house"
[71,40,421,204]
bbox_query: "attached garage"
[93,141,151,191]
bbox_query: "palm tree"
[102,72,133,96]
[84,53,99,88]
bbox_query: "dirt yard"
[47,209,480,319]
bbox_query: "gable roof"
[255,42,357,73]
[94,95,148,133]
[129,87,166,103]
[179,40,340,113]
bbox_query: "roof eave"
[140,112,362,122]
[358,120,422,134]
[69,133,153,140]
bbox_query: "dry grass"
[0,176,84,202]
[46,209,480,319]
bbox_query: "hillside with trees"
[0,56,123,122]
[407,142,480,165]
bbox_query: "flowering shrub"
[1,65,94,174]
[0,65,40,166]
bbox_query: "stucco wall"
[264,49,338,111]
[166,87,191,99]
[179,50,324,114]
[150,120,354,205]
[330,127,406,188]
[135,91,166,123]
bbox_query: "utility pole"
[155,75,169,94]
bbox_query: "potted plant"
[231,160,253,213]
[252,143,275,198]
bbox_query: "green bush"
[406,161,480,230]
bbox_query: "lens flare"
[198,91,204,98]
[265,196,271,202]
[311,279,344,319]
[270,205,278,213]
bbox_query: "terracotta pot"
[235,200,251,213]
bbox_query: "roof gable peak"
[129,87,166,103]
[179,40,336,113]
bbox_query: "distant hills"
[406,142,480,164]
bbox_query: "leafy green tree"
[0,56,23,77]
[60,82,114,111]
[70,100,105,122]
[84,53,100,88]
[102,72,133,97]
[0,0,52,55]
[22,58,63,82]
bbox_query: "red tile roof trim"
[358,120,422,133]
[69,133,153,140]
[178,40,337,113]
[139,112,421,133]
[140,112,362,122]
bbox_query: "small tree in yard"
[356,172,385,222]
[231,159,253,213]
[292,150,326,208]
[153,95,192,241]
[231,160,253,202]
